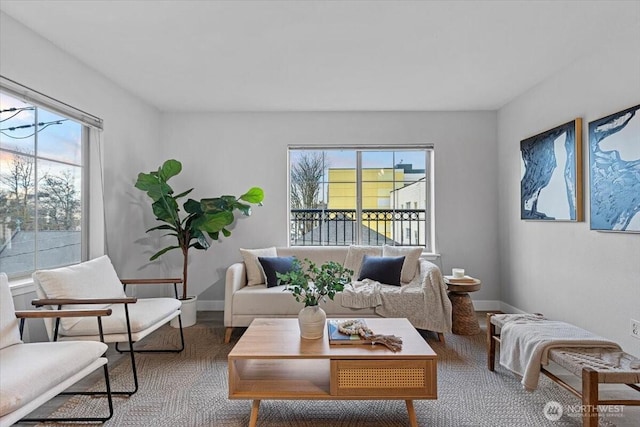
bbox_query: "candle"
[452,268,465,278]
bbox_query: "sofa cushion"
[240,247,277,286]
[0,273,22,350]
[357,255,405,286]
[0,340,107,417]
[382,245,422,283]
[32,255,127,330]
[258,256,297,288]
[232,284,376,317]
[343,245,382,275]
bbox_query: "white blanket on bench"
[499,317,621,390]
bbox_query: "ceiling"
[1,1,638,112]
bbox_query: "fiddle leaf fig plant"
[135,159,264,299]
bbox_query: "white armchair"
[31,255,185,396]
[0,273,113,426]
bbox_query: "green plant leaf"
[173,188,193,199]
[183,198,203,214]
[152,198,179,223]
[196,233,210,249]
[145,182,174,202]
[149,245,180,261]
[199,211,234,233]
[234,202,251,216]
[240,187,264,203]
[146,224,176,232]
[190,242,207,250]
[221,228,231,237]
[134,173,159,191]
[200,198,220,212]
[201,197,229,213]
[159,159,181,181]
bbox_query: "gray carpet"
[33,318,637,427]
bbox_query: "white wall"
[157,112,499,306]
[497,47,640,355]
[0,12,163,305]
[2,11,499,314]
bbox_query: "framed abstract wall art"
[588,104,640,233]
[520,119,583,221]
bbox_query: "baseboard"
[473,300,527,313]
[498,301,527,314]
[472,300,502,311]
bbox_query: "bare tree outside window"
[290,152,325,209]
[39,170,81,231]
[0,90,85,276]
[0,151,35,233]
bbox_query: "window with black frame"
[288,146,433,251]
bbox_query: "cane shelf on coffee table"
[228,318,437,427]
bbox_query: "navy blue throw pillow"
[258,256,297,288]
[357,255,405,286]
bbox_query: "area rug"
[34,320,630,426]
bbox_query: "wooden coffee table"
[228,318,437,427]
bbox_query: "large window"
[289,146,433,252]
[0,91,87,277]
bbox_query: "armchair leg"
[115,314,185,354]
[113,313,185,396]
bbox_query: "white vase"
[297,305,326,339]
[171,295,197,328]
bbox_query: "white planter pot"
[171,295,197,328]
[297,305,326,339]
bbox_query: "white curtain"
[88,127,106,258]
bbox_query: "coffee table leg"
[405,400,418,427]
[249,400,260,427]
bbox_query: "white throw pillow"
[239,247,277,286]
[382,245,423,283]
[343,245,382,277]
[0,273,22,350]
[33,255,127,330]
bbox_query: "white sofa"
[224,246,452,343]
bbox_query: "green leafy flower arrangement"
[277,258,353,307]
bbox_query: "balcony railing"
[290,209,426,247]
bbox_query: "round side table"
[444,278,482,335]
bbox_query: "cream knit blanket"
[499,317,621,390]
[341,259,452,333]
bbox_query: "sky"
[0,92,83,194]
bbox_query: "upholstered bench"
[487,313,640,427]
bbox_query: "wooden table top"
[444,277,481,293]
[228,318,436,360]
